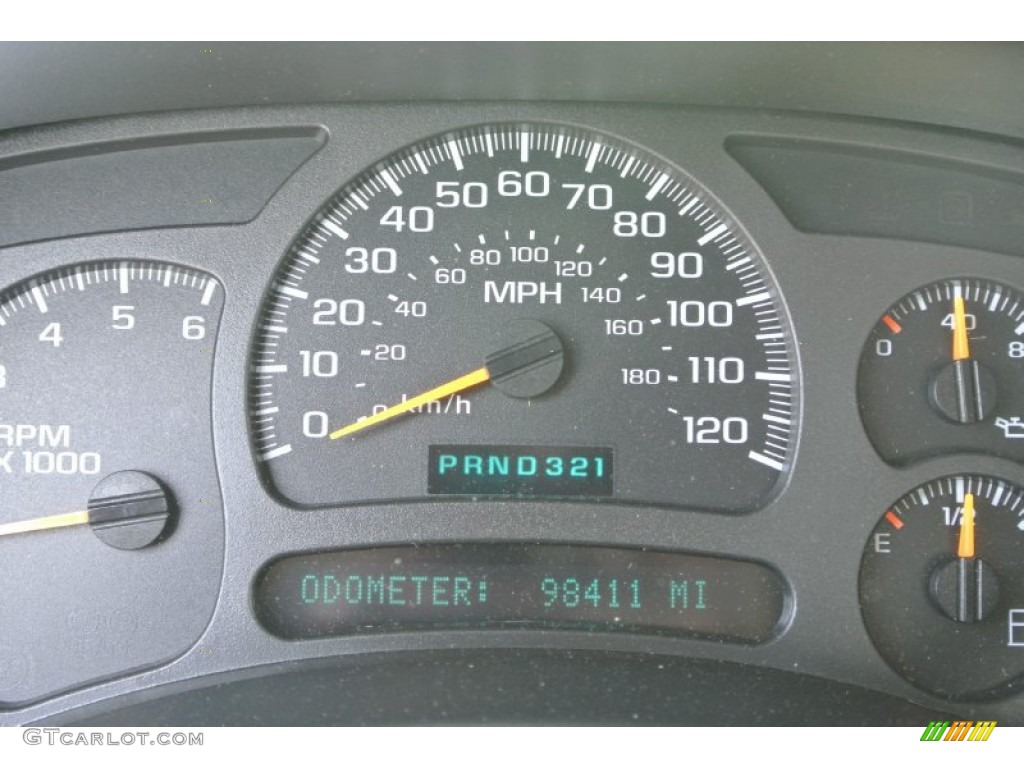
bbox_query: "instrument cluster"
[2,100,1023,724]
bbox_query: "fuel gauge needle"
[958,491,975,559]
[0,510,90,538]
[955,491,984,623]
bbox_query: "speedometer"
[249,123,799,512]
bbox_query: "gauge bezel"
[246,120,803,513]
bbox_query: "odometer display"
[250,123,798,511]
[254,544,788,643]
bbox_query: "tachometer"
[249,123,799,512]
[0,261,224,705]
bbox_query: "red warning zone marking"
[882,314,903,334]
[885,510,904,530]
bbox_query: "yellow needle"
[330,367,491,439]
[958,492,976,559]
[0,510,90,539]
[952,295,971,361]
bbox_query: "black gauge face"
[0,261,225,705]
[860,476,1024,699]
[858,278,1024,466]
[250,123,799,511]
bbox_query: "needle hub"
[486,319,565,399]
[929,360,996,424]
[88,471,174,550]
[930,557,1000,623]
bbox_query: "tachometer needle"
[0,509,90,538]
[0,471,173,548]
[958,492,975,560]
[330,367,491,439]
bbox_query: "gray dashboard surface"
[1,43,1023,726]
[0,127,326,247]
[56,650,953,727]
[726,136,1024,259]
[1,43,1023,140]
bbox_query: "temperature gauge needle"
[330,319,565,440]
[330,367,491,439]
[0,509,90,538]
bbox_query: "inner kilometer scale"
[249,122,799,512]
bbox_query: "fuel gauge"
[860,475,1024,699]
[858,278,1024,465]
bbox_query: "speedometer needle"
[330,367,491,439]
[329,319,565,440]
